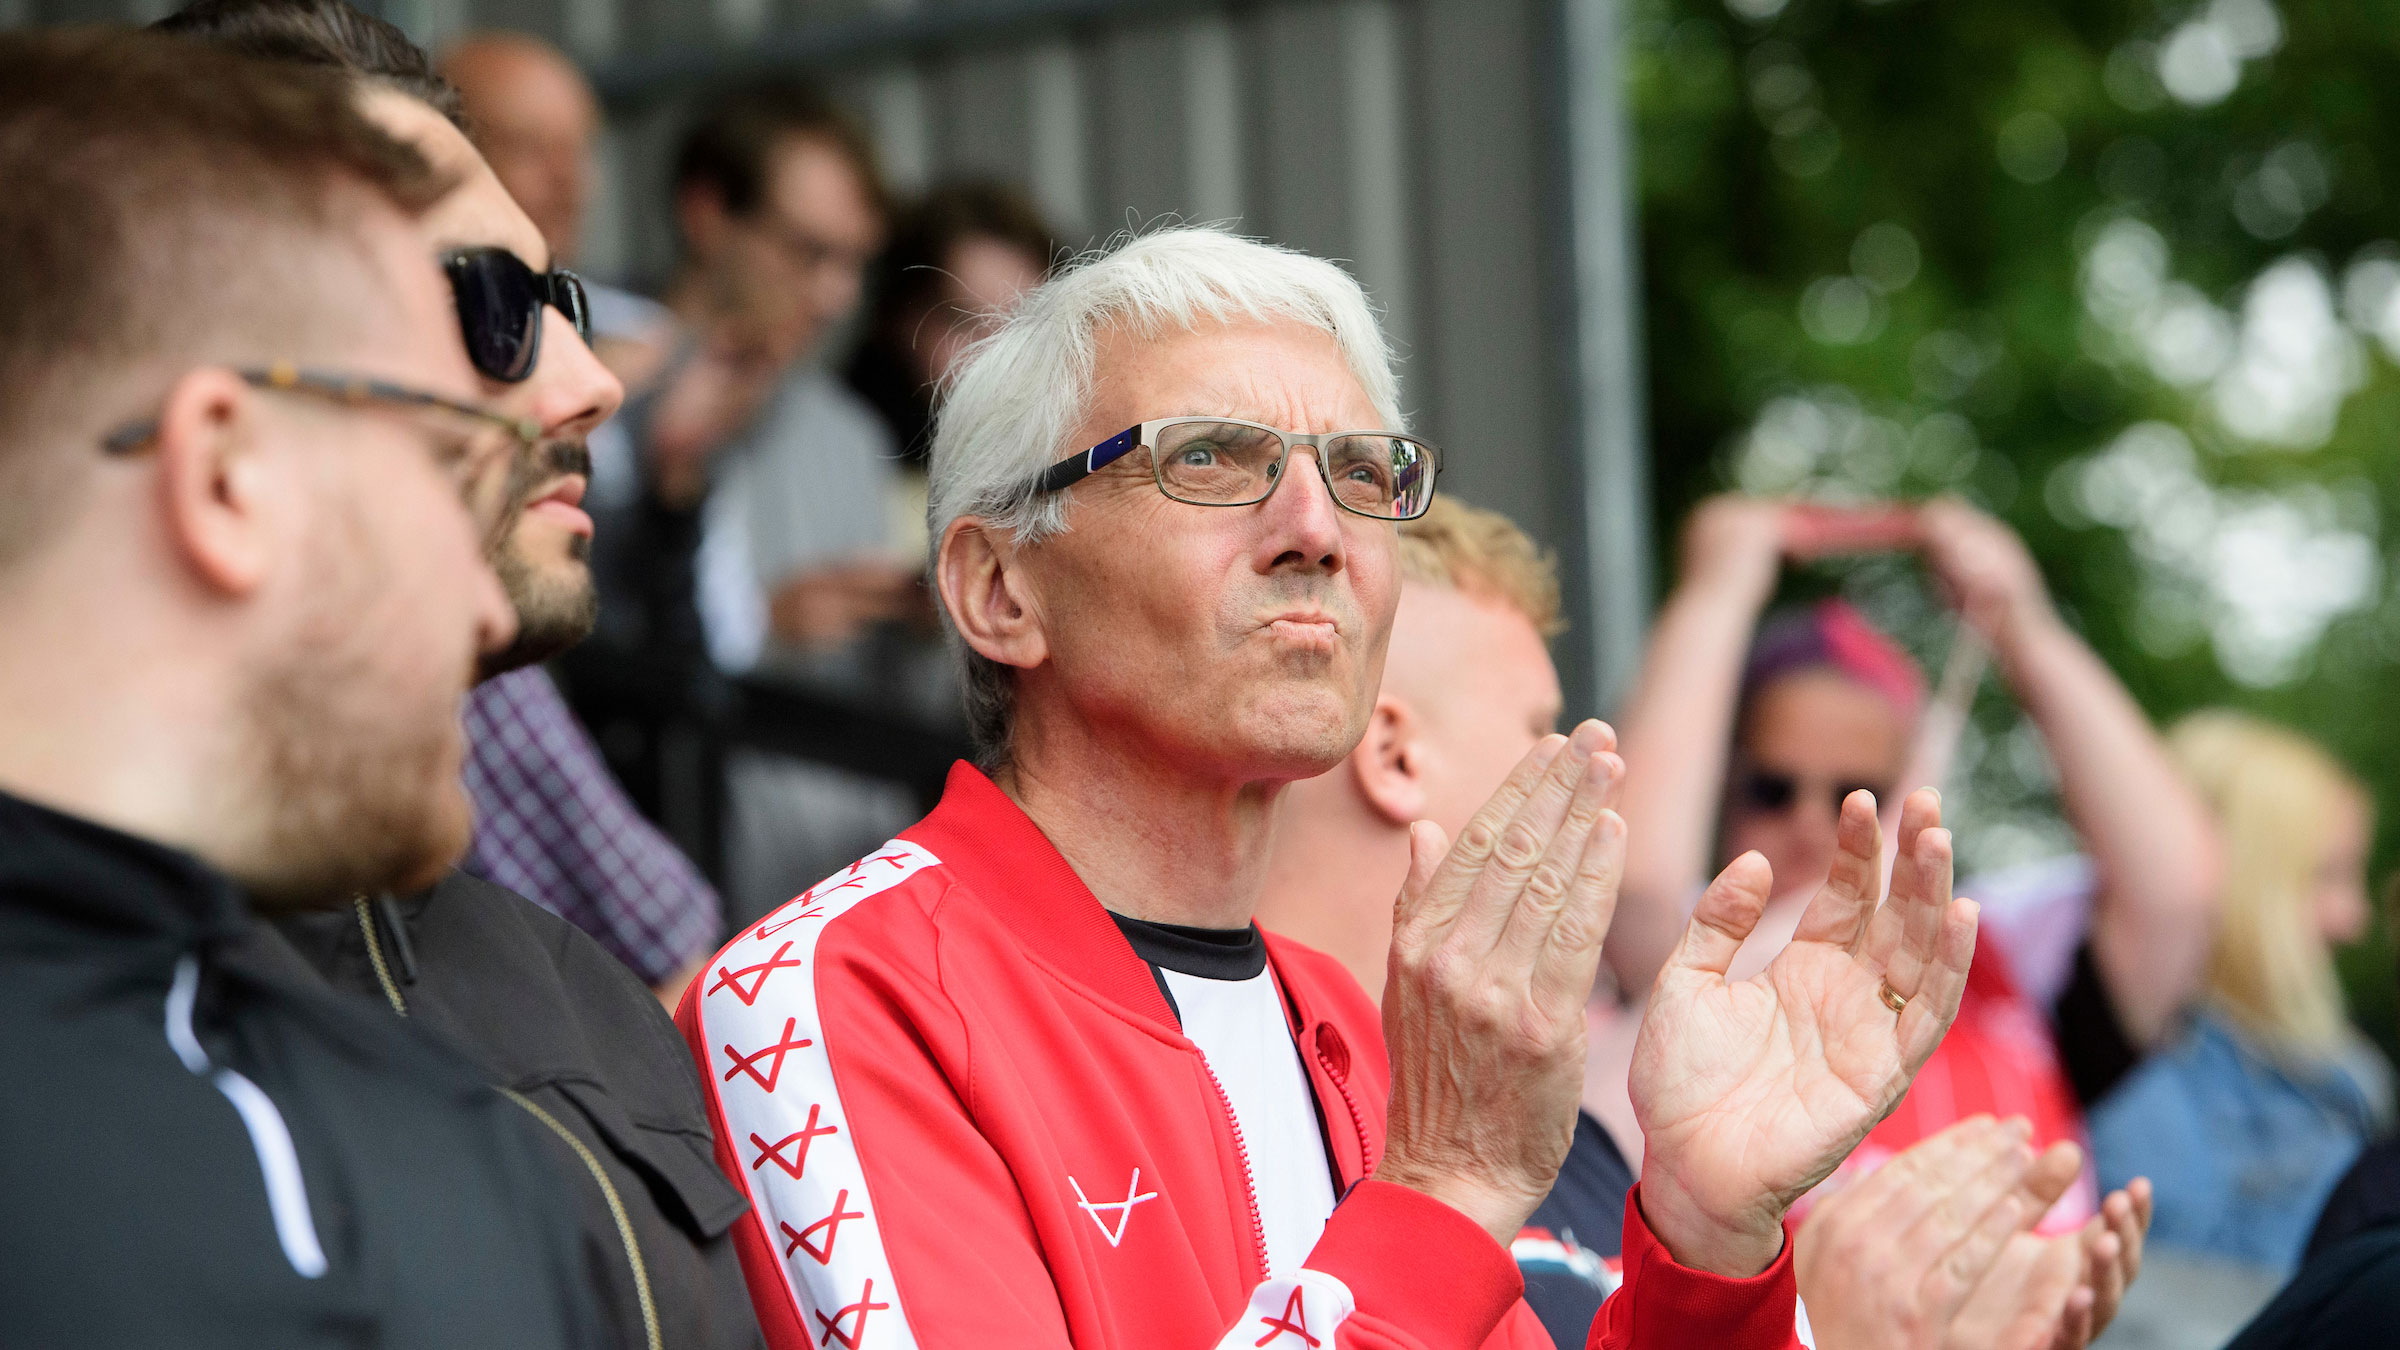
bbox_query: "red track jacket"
[679,764,1804,1350]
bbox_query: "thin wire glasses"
[1031,417,1441,521]
[101,363,543,495]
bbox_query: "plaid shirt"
[461,667,721,984]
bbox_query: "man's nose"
[526,310,623,439]
[1254,445,1348,574]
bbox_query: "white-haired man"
[678,227,1977,1349]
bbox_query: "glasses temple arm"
[1033,426,1141,496]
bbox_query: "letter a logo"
[1255,1285,1319,1347]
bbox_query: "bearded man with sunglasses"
[157,7,763,1349]
[0,30,609,1347]
[678,227,1981,1350]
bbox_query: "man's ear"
[151,367,282,598]
[1350,693,1428,826]
[936,516,1048,673]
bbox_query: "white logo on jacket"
[1069,1169,1157,1247]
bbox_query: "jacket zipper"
[1199,1060,1270,1282]
[353,897,408,1017]
[1319,1044,1377,1180]
[352,899,664,1350]
[503,1089,664,1350]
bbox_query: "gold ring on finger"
[1878,979,1908,1015]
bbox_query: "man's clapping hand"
[1378,720,1627,1244]
[1630,788,1979,1275]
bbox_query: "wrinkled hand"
[1798,1116,2083,1350]
[1380,721,1627,1245]
[1630,789,1979,1275]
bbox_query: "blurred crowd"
[6,3,2400,1350]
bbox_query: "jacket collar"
[0,787,249,946]
[903,762,1180,1033]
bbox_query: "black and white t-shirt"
[1110,914,1340,1279]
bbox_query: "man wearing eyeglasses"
[679,227,1980,1350]
[0,30,602,1348]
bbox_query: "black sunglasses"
[444,247,592,384]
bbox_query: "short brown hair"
[0,27,447,567]
[673,81,887,229]
[872,180,1059,321]
[154,0,465,126]
[1397,496,1565,637]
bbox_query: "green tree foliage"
[1631,0,2400,1039]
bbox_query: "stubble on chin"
[232,524,478,911]
[480,540,597,679]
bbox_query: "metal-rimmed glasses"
[101,363,543,495]
[1030,417,1442,521]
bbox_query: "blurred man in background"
[439,32,595,267]
[585,83,946,925]
[440,28,675,349]
[0,30,593,1346]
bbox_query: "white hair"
[927,226,1407,764]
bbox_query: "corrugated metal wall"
[6,0,1635,712]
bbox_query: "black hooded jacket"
[0,788,598,1349]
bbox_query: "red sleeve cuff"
[1598,1184,1801,1350]
[1307,1180,1526,1350]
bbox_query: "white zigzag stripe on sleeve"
[695,839,939,1350]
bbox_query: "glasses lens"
[445,249,541,383]
[1326,435,1434,519]
[1153,422,1286,504]
[551,269,594,344]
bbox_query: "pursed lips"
[1261,610,1343,649]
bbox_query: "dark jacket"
[2225,1221,2400,1350]
[272,870,761,1350]
[0,788,597,1350]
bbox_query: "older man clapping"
[678,228,1976,1350]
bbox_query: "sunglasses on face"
[1733,768,1891,818]
[443,247,592,385]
